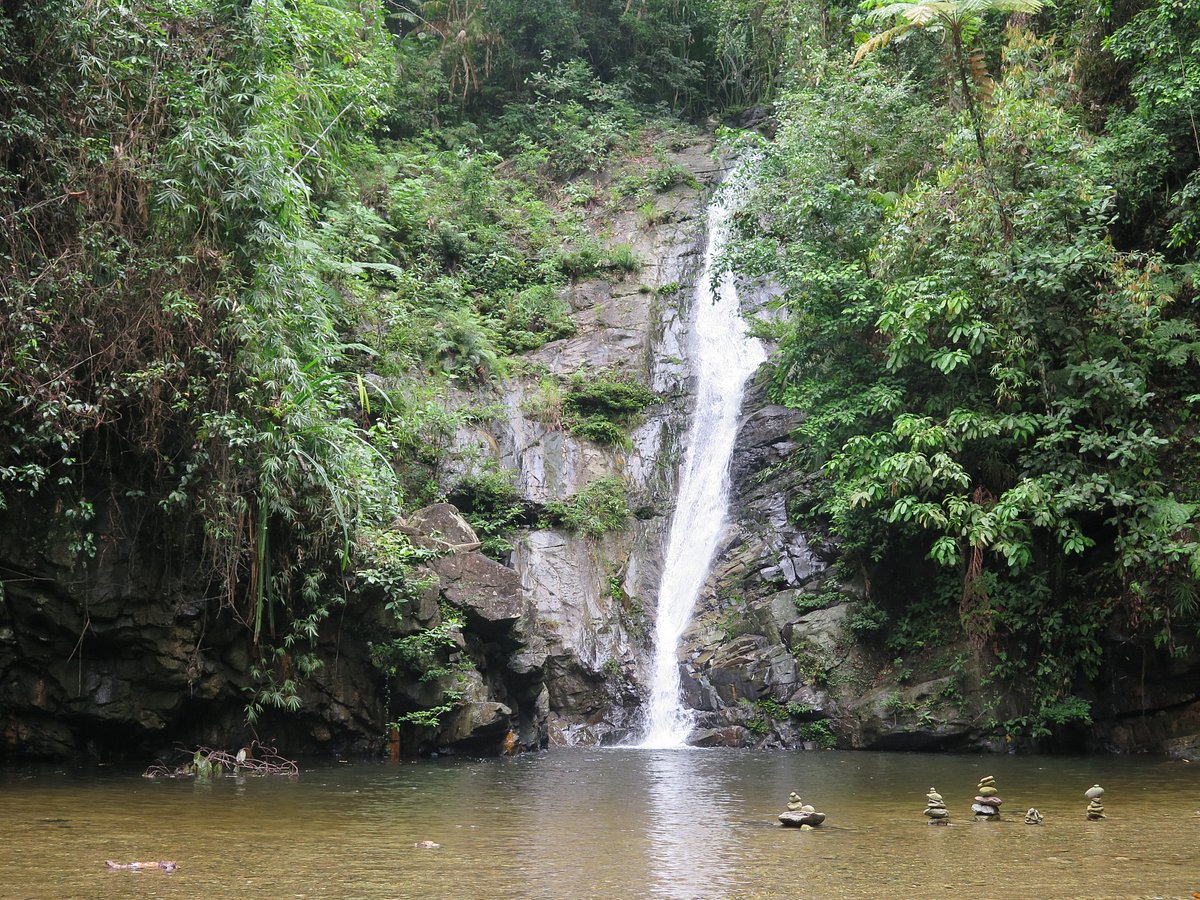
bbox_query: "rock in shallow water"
[779,811,826,827]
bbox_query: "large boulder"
[429,552,524,631]
[409,503,481,550]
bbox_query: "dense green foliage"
[733,0,1200,738]
[5,0,1198,747]
[0,0,736,731]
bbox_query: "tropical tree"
[853,0,1044,238]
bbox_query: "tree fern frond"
[853,23,915,64]
[967,0,1044,13]
[968,49,995,103]
[868,1,954,24]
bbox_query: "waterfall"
[639,169,765,749]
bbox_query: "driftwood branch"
[143,741,298,778]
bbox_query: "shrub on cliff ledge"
[544,477,630,537]
[563,371,656,448]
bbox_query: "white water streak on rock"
[639,169,765,748]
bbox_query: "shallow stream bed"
[2,749,1196,898]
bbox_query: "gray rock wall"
[450,141,724,745]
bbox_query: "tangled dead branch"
[143,742,299,778]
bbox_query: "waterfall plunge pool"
[3,749,1196,898]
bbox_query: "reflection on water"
[1,750,1198,898]
[643,750,736,898]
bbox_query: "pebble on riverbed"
[972,775,1002,820]
[924,787,950,825]
[414,841,441,849]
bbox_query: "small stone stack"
[779,792,827,828]
[1085,784,1106,820]
[972,774,1002,820]
[1024,808,1044,825]
[924,787,950,825]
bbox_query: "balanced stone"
[974,776,1001,819]
[1024,808,1044,825]
[780,792,826,827]
[924,786,950,825]
[1085,784,1105,800]
[1085,784,1106,820]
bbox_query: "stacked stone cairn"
[1024,808,1044,825]
[779,791,826,828]
[923,788,950,825]
[1085,784,1106,820]
[972,774,1002,820]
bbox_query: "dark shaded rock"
[691,726,752,747]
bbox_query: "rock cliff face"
[448,139,724,746]
[662,372,1200,755]
[7,132,1198,761]
[0,137,726,760]
[0,492,548,759]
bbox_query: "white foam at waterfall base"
[638,170,765,749]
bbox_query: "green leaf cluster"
[737,10,1200,738]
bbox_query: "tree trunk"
[952,26,1013,242]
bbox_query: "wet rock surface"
[448,139,722,746]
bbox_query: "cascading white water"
[639,170,765,749]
